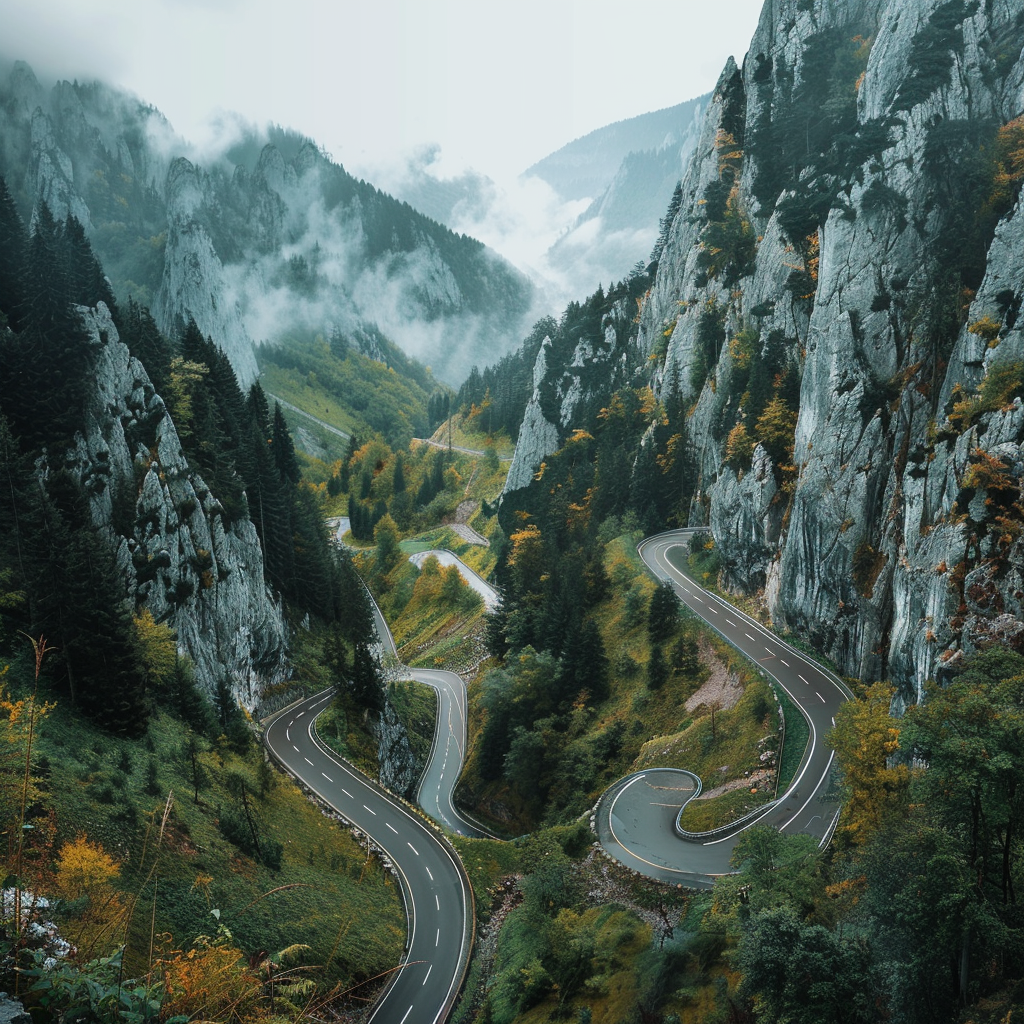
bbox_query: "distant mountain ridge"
[532,95,708,295]
[524,96,709,202]
[0,60,534,384]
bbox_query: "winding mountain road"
[368,585,485,839]
[594,529,849,886]
[265,695,473,1024]
[407,550,500,611]
[266,526,848,1020]
[413,437,515,462]
[263,390,352,440]
[266,587,479,1022]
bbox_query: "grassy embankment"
[681,539,826,795]
[323,435,509,783]
[366,461,505,762]
[32,699,404,996]
[425,410,517,460]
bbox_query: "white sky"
[1,0,764,181]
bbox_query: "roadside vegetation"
[0,647,404,1022]
[451,824,698,1024]
[424,407,517,461]
[455,639,1024,1024]
[460,532,782,836]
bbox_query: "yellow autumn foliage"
[133,609,178,685]
[55,835,120,900]
[828,682,911,846]
[159,941,263,1022]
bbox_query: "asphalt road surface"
[410,668,488,838]
[413,437,515,462]
[265,692,472,1024]
[263,390,352,440]
[366,568,488,837]
[266,525,849,1020]
[595,529,848,886]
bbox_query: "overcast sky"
[2,0,764,180]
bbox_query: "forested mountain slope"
[0,182,378,716]
[0,61,534,384]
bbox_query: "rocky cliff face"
[66,302,288,706]
[156,158,259,384]
[502,298,642,498]
[512,0,1024,701]
[374,700,417,796]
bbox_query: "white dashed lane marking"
[386,823,398,834]
[363,805,377,815]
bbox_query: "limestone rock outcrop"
[512,0,1024,702]
[67,302,288,707]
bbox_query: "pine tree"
[648,580,679,642]
[272,403,300,485]
[33,471,150,735]
[3,202,98,450]
[647,643,668,691]
[0,175,27,330]
[62,214,117,315]
[121,299,172,395]
[350,642,383,713]
[556,618,609,704]
[244,397,293,595]
[214,676,250,750]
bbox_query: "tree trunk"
[959,928,970,1008]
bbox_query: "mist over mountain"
[0,60,535,385]
[538,96,707,297]
[524,96,708,201]
[364,95,708,308]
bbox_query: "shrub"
[978,359,1024,412]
